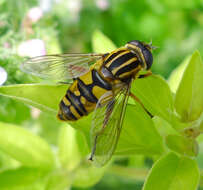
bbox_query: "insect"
[21,40,154,166]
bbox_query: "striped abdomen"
[57,68,112,121]
[104,48,141,80]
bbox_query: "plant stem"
[107,165,149,181]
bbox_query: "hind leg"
[138,70,152,78]
[129,92,153,118]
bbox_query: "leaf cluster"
[0,31,202,190]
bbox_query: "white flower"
[0,66,7,86]
[27,7,43,23]
[96,0,109,10]
[18,39,46,57]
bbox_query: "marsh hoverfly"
[21,40,154,166]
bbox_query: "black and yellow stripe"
[104,49,141,80]
[58,69,112,121]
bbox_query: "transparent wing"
[90,81,132,166]
[20,53,104,81]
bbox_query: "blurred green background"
[0,0,203,189]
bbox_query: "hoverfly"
[21,40,154,166]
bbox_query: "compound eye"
[143,49,153,70]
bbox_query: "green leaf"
[92,30,117,53]
[175,50,203,122]
[0,97,30,124]
[0,167,45,190]
[168,56,191,93]
[0,149,20,169]
[0,84,67,114]
[58,125,80,170]
[72,164,107,188]
[0,122,55,169]
[143,152,200,190]
[152,116,178,137]
[69,102,165,157]
[196,142,203,169]
[116,104,164,155]
[0,84,91,151]
[131,75,174,123]
[58,125,89,170]
[72,103,164,157]
[166,135,198,156]
[0,77,171,157]
[45,170,71,190]
[67,114,91,148]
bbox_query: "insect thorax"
[102,48,142,80]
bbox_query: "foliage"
[0,0,203,190]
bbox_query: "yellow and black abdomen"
[57,68,112,121]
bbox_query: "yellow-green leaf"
[168,56,191,93]
[45,170,71,190]
[0,167,44,190]
[92,30,116,53]
[117,104,164,155]
[166,134,198,156]
[58,125,88,170]
[143,152,200,190]
[0,84,67,114]
[0,122,55,169]
[175,50,203,122]
[72,164,107,188]
[131,75,174,123]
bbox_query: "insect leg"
[89,135,98,161]
[129,92,153,118]
[57,81,72,85]
[138,70,152,78]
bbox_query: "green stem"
[107,165,149,181]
